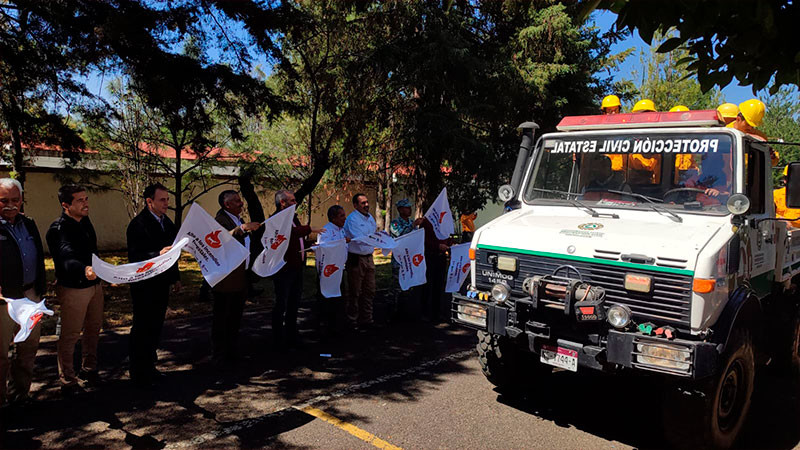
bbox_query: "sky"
[592,10,763,106]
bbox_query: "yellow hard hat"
[669,105,689,112]
[632,99,656,113]
[738,98,766,127]
[601,95,621,110]
[717,103,739,120]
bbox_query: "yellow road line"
[297,406,403,450]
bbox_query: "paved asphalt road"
[2,296,800,449]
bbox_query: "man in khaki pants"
[0,178,47,407]
[343,193,378,330]
[45,185,103,396]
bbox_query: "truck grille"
[475,249,692,328]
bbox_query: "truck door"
[743,142,776,297]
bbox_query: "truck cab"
[452,110,800,448]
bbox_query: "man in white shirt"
[343,193,377,328]
[317,205,348,245]
[316,205,349,334]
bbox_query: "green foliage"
[0,1,92,185]
[626,32,722,111]
[390,1,616,213]
[78,79,157,219]
[760,86,800,184]
[586,0,800,93]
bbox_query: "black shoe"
[61,384,83,397]
[79,370,103,387]
[9,396,33,410]
[131,377,157,390]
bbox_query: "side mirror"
[787,162,800,208]
[498,184,515,202]
[726,194,750,215]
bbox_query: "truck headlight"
[635,342,691,372]
[607,305,632,328]
[491,283,510,303]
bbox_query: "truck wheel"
[476,331,550,389]
[785,313,800,378]
[664,328,755,449]
[708,328,755,448]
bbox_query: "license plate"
[540,345,578,372]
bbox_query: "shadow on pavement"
[495,366,800,449]
[1,291,475,448]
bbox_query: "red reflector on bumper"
[579,306,595,315]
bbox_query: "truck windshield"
[523,132,734,213]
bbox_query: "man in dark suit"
[126,183,181,387]
[212,190,261,363]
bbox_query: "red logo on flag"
[461,262,470,274]
[412,254,424,266]
[29,312,43,330]
[271,234,287,250]
[323,264,339,277]
[136,262,155,273]
[205,230,222,248]
[439,211,447,223]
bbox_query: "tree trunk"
[384,174,393,232]
[173,149,184,228]
[294,156,330,206]
[9,122,26,188]
[238,168,264,257]
[238,169,265,222]
[375,176,386,231]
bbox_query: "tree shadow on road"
[2,293,476,448]
[494,367,800,449]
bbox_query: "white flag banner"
[5,297,54,343]
[424,187,454,240]
[251,205,296,277]
[174,203,249,288]
[92,237,189,285]
[392,228,427,291]
[445,243,471,293]
[313,239,348,298]
[352,230,397,250]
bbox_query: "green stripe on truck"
[476,244,695,277]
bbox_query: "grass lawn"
[39,252,394,336]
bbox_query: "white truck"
[451,110,800,448]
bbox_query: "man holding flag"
[212,190,262,364]
[125,183,181,387]
[0,178,46,407]
[422,188,455,323]
[46,184,104,395]
[271,190,318,347]
[315,205,350,334]
[344,193,378,330]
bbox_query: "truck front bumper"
[452,293,719,379]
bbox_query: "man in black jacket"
[212,190,261,363]
[46,184,103,396]
[0,178,46,406]
[126,183,181,387]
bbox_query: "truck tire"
[663,328,755,449]
[476,331,550,390]
[787,313,800,378]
